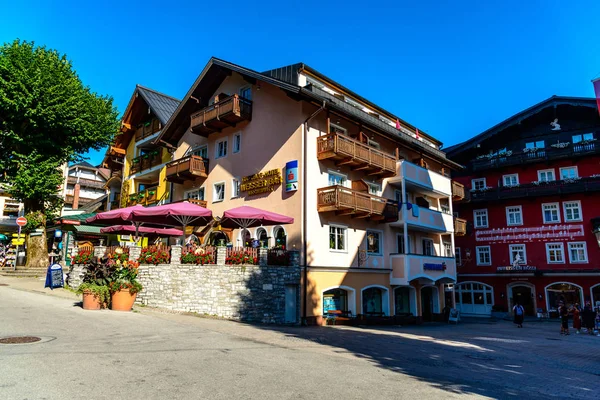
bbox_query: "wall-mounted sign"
[423,262,447,271]
[497,265,536,272]
[285,160,298,192]
[240,169,282,196]
[60,219,81,226]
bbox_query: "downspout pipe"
[301,100,327,326]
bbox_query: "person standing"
[572,303,582,334]
[513,302,524,328]
[582,302,596,335]
[559,301,569,335]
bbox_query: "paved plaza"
[1,276,599,399]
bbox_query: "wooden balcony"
[165,155,209,184]
[130,151,162,175]
[67,176,106,189]
[454,218,467,236]
[134,119,161,141]
[317,133,397,178]
[317,185,398,222]
[173,198,208,208]
[190,94,252,136]
[452,181,465,200]
[126,187,159,207]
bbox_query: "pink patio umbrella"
[100,225,183,237]
[219,205,294,229]
[86,205,149,238]
[127,202,213,243]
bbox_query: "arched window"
[273,226,287,250]
[240,229,252,247]
[454,282,494,316]
[323,288,348,314]
[256,227,269,248]
[205,230,229,246]
[545,283,583,312]
[363,287,383,315]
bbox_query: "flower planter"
[111,289,137,311]
[82,290,102,310]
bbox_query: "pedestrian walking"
[513,302,524,328]
[572,303,581,334]
[582,302,596,335]
[559,302,569,335]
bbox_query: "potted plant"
[76,257,114,310]
[109,259,142,311]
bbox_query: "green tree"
[0,39,119,268]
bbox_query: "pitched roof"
[446,95,597,157]
[156,57,461,168]
[136,85,181,125]
[70,161,95,169]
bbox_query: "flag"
[416,128,420,140]
[593,78,600,115]
[395,119,401,130]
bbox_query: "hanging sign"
[285,160,298,192]
[240,168,282,196]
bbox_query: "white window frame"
[502,174,519,186]
[443,242,453,258]
[563,200,582,222]
[476,246,491,266]
[559,166,578,180]
[542,202,561,224]
[525,140,545,149]
[572,133,594,143]
[232,133,242,154]
[567,242,588,263]
[366,230,383,256]
[329,224,347,253]
[215,138,228,159]
[188,145,208,159]
[328,170,348,187]
[545,243,565,264]
[239,85,252,100]
[509,244,527,265]
[231,178,240,198]
[505,205,523,226]
[366,181,382,196]
[212,182,225,203]
[471,178,486,191]
[537,169,555,182]
[473,209,489,228]
[185,188,204,201]
[394,189,403,204]
[422,238,435,256]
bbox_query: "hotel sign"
[241,169,282,196]
[423,262,447,271]
[497,265,536,272]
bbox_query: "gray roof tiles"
[136,85,180,125]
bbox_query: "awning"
[73,225,105,234]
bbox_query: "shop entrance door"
[512,286,534,316]
[421,287,434,321]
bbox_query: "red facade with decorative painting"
[447,97,600,317]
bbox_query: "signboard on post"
[14,217,27,268]
[448,308,460,324]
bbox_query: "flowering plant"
[138,246,170,265]
[181,246,213,265]
[225,250,258,265]
[109,259,142,294]
[71,250,93,265]
[107,247,129,263]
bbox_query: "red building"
[446,96,600,317]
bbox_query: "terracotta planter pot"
[111,289,137,311]
[82,290,102,310]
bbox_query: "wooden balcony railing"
[134,119,161,141]
[130,151,163,175]
[67,176,106,189]
[454,218,467,236]
[165,155,209,184]
[172,198,208,208]
[126,187,159,207]
[317,133,397,178]
[317,185,398,221]
[452,181,465,200]
[190,94,252,136]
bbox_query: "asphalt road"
[1,284,599,399]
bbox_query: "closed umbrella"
[219,205,294,229]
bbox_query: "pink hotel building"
[151,58,465,324]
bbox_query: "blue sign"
[423,262,446,271]
[44,263,64,290]
[285,160,298,192]
[54,230,63,238]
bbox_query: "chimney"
[73,184,80,210]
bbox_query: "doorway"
[511,285,534,316]
[285,285,298,323]
[421,287,434,321]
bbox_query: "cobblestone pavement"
[2,276,599,399]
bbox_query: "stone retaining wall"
[67,264,86,289]
[136,263,301,324]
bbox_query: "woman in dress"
[572,303,582,334]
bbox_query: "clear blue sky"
[2,1,600,165]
